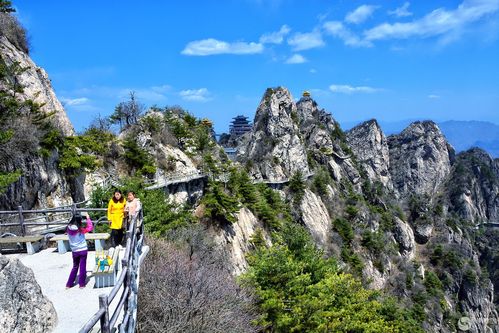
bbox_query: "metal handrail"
[0,205,108,237]
[79,210,146,333]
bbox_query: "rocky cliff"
[239,87,309,181]
[445,148,499,223]
[234,88,499,333]
[0,36,74,136]
[388,121,455,198]
[0,32,78,210]
[346,119,392,189]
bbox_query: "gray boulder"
[0,254,57,332]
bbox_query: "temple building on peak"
[229,115,252,136]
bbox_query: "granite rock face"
[299,189,331,248]
[346,120,392,189]
[239,87,310,181]
[0,255,57,333]
[0,36,78,210]
[214,208,271,275]
[392,216,415,260]
[387,121,454,198]
[446,148,499,223]
[0,36,74,136]
[296,96,361,185]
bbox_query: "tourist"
[107,189,126,247]
[124,191,142,230]
[65,213,93,289]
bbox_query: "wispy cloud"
[60,97,90,106]
[288,30,325,51]
[285,54,307,64]
[179,88,212,102]
[365,0,499,42]
[310,68,317,73]
[181,38,263,56]
[388,2,413,17]
[428,94,441,99]
[329,84,382,94]
[62,84,172,105]
[345,5,378,24]
[323,21,372,47]
[260,25,291,44]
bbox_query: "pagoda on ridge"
[229,115,252,136]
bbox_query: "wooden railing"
[79,210,148,333]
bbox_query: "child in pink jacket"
[65,213,93,289]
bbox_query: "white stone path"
[13,248,119,333]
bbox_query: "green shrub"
[333,217,354,244]
[0,169,21,193]
[289,171,305,205]
[424,271,443,296]
[243,224,422,332]
[122,137,156,176]
[201,180,240,224]
[361,230,385,255]
[311,167,331,197]
[345,205,358,220]
[463,269,478,285]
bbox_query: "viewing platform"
[1,205,148,333]
[11,248,124,333]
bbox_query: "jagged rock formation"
[0,35,78,210]
[0,150,76,210]
[346,119,392,189]
[347,119,455,199]
[239,87,309,181]
[0,255,57,332]
[446,148,499,222]
[296,95,361,185]
[0,36,73,136]
[237,88,499,332]
[388,121,455,198]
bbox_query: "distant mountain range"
[343,120,499,158]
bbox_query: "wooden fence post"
[17,206,25,236]
[99,294,111,333]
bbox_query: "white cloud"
[60,97,89,106]
[388,2,413,17]
[181,38,263,56]
[285,54,307,64]
[329,84,381,94]
[287,30,325,51]
[151,85,172,93]
[179,88,212,102]
[310,68,317,73]
[365,0,499,42]
[323,21,372,47]
[345,5,378,24]
[428,94,441,99]
[260,25,291,44]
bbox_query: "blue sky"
[14,0,499,133]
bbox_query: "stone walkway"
[14,248,121,333]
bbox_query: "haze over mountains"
[343,120,499,158]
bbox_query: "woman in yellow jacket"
[107,190,126,247]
